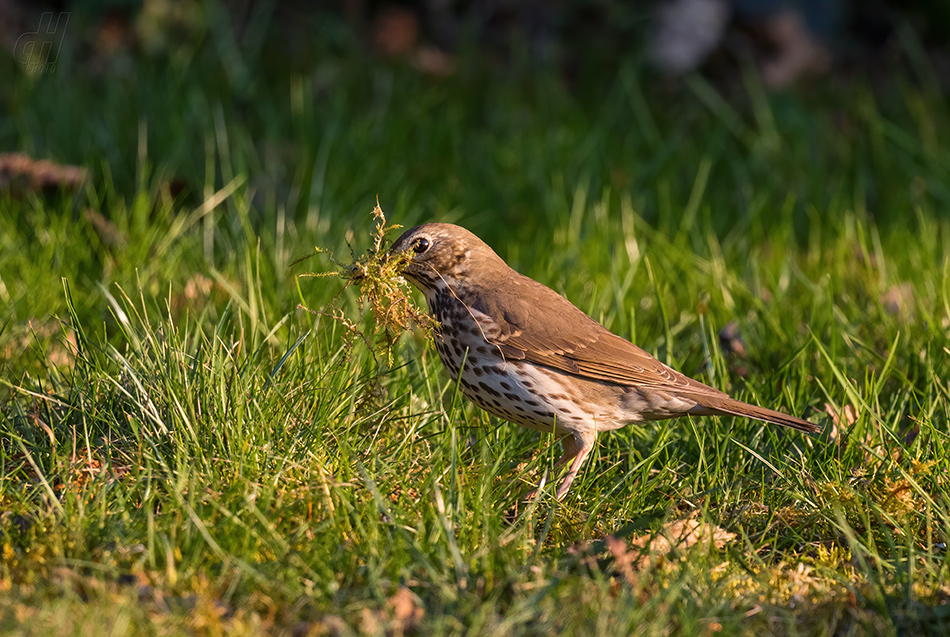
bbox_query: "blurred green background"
[3,0,950,329]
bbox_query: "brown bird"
[391,223,820,499]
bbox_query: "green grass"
[2,6,950,635]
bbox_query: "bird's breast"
[422,285,627,435]
[426,287,486,377]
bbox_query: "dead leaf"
[605,534,638,586]
[311,615,348,636]
[717,320,749,377]
[718,321,747,358]
[183,274,214,300]
[360,607,382,635]
[881,283,914,318]
[96,13,134,57]
[823,402,858,444]
[411,46,456,76]
[618,514,736,571]
[388,586,424,633]
[353,587,424,636]
[2,318,77,368]
[372,6,419,58]
[0,152,87,193]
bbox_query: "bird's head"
[389,223,504,293]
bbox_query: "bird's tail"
[690,395,821,434]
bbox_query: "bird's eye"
[412,237,430,254]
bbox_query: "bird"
[389,223,820,500]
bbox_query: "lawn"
[1,4,949,635]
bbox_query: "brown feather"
[468,269,818,433]
[688,395,820,433]
[471,270,728,397]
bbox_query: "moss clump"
[297,202,435,366]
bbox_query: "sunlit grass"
[1,9,949,634]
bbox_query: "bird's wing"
[470,274,728,398]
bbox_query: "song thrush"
[391,223,820,499]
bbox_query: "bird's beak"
[386,242,413,274]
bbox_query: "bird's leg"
[554,431,595,500]
[523,431,595,501]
